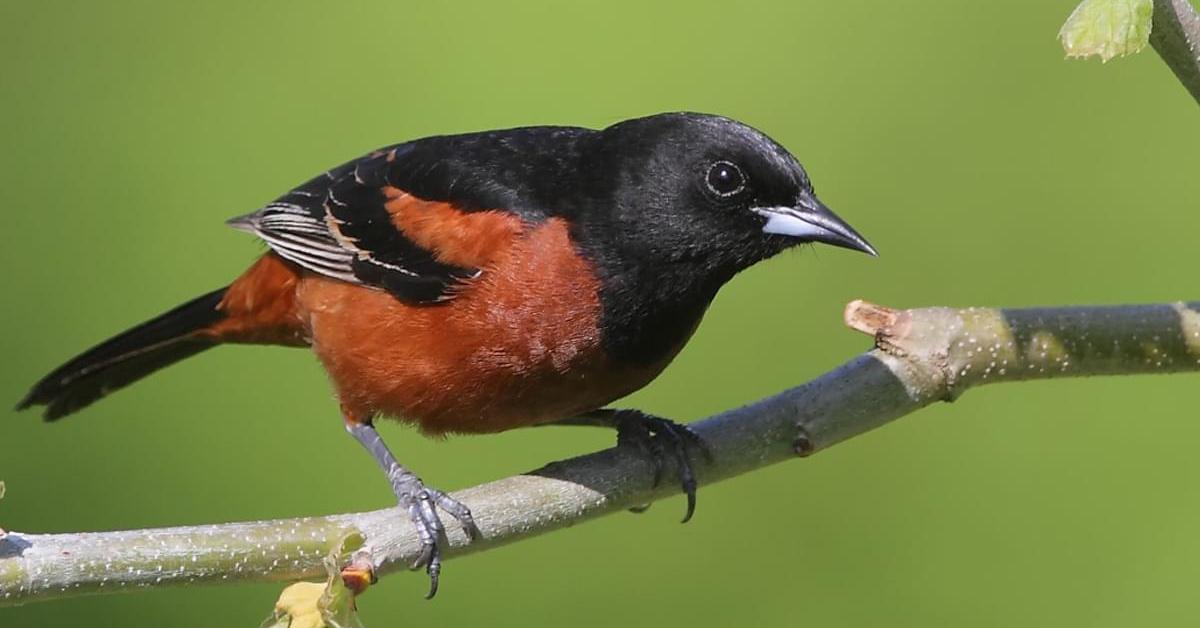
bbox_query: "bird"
[17,112,876,598]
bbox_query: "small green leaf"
[1059,0,1154,61]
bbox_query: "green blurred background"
[2,1,1197,626]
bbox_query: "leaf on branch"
[1060,0,1154,61]
[263,531,366,628]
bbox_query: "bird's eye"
[705,161,746,198]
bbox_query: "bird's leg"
[553,409,712,522]
[344,418,480,599]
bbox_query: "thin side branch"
[1151,0,1200,103]
[3,300,1199,607]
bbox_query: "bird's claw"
[394,480,479,599]
[613,410,712,523]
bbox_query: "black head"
[583,112,875,276]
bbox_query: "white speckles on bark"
[3,299,1199,607]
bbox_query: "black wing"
[227,147,478,304]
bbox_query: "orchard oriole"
[19,112,876,597]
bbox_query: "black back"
[232,113,821,364]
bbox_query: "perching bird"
[18,112,875,597]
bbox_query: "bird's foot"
[612,409,713,523]
[389,475,481,599]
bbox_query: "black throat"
[584,254,730,365]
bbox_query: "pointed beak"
[751,191,878,256]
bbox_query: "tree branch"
[3,299,1199,608]
[1059,0,1200,104]
[1151,0,1200,103]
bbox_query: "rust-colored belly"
[294,218,677,435]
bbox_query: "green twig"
[1150,0,1200,102]
[3,299,1199,608]
[1061,0,1200,104]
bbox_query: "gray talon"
[347,421,480,598]
[611,410,709,522]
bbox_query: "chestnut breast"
[295,215,681,435]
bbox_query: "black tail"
[17,288,230,421]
